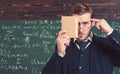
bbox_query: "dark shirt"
[77,46,90,74]
[75,40,90,74]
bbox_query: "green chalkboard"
[0,19,120,74]
[0,20,61,74]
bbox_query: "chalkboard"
[0,20,61,74]
[0,19,120,74]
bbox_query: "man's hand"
[91,19,113,34]
[56,30,70,55]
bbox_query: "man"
[42,3,120,74]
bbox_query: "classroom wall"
[0,0,120,19]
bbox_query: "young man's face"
[73,13,93,41]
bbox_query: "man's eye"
[83,22,89,25]
[84,22,88,24]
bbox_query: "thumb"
[95,24,101,30]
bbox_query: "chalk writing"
[0,19,60,74]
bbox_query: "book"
[61,16,78,38]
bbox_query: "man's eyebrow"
[78,21,90,25]
[82,21,89,24]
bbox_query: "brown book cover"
[61,16,78,38]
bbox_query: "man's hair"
[71,3,93,17]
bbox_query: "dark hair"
[71,3,93,17]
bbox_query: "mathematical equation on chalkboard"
[0,19,120,74]
[0,20,61,74]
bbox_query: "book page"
[61,16,78,38]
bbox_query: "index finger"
[90,18,101,22]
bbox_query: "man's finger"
[57,30,67,38]
[91,18,101,22]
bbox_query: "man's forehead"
[72,13,91,21]
[78,17,91,22]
